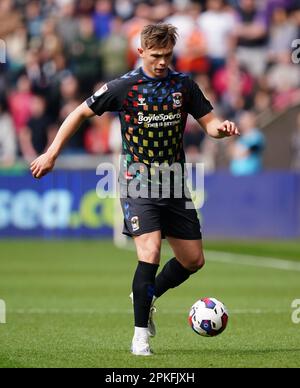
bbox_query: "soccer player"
[31,24,240,356]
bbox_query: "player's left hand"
[218,120,240,137]
[30,152,56,179]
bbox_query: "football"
[188,297,229,337]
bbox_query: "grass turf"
[0,240,299,368]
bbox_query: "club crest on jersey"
[172,92,183,108]
[131,216,140,232]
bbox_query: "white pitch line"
[8,308,288,315]
[119,244,300,271]
[121,243,300,272]
[205,250,300,272]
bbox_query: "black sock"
[132,261,159,328]
[154,258,196,298]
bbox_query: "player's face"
[138,46,174,78]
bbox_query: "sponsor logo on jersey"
[137,112,181,125]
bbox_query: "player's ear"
[138,48,144,57]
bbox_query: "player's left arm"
[197,112,240,139]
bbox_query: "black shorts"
[120,196,202,240]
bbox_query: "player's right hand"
[30,153,56,179]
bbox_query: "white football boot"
[129,292,157,337]
[131,331,153,356]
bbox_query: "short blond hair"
[141,24,178,50]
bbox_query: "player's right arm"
[30,102,95,179]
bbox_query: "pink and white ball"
[188,297,229,337]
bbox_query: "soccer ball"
[188,297,229,337]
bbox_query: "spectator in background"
[166,0,201,60]
[267,51,300,111]
[174,2,209,75]
[24,0,44,40]
[122,2,153,69]
[233,0,268,77]
[0,97,17,167]
[291,113,300,170]
[267,6,298,65]
[21,49,45,94]
[0,0,22,39]
[8,74,34,134]
[59,73,80,107]
[100,17,130,80]
[70,16,102,94]
[114,0,134,21]
[77,0,95,15]
[93,0,115,40]
[253,88,272,117]
[264,0,297,25]
[56,0,79,51]
[294,7,300,37]
[151,0,173,23]
[198,0,236,74]
[212,54,254,119]
[229,111,265,175]
[5,23,27,76]
[19,94,55,162]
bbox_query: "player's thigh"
[134,231,162,265]
[167,237,205,272]
[162,198,202,241]
[120,197,161,238]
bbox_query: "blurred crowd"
[0,0,299,174]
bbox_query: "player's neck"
[141,67,169,80]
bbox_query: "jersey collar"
[140,67,171,81]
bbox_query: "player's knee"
[188,254,205,272]
[143,246,161,264]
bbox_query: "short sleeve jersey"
[86,67,213,184]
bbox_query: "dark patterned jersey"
[86,67,213,190]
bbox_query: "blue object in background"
[0,170,299,239]
[201,172,300,239]
[0,170,114,238]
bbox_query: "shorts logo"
[172,92,183,108]
[94,84,108,97]
[131,216,140,232]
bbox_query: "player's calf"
[154,257,201,298]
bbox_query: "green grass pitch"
[0,239,299,368]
